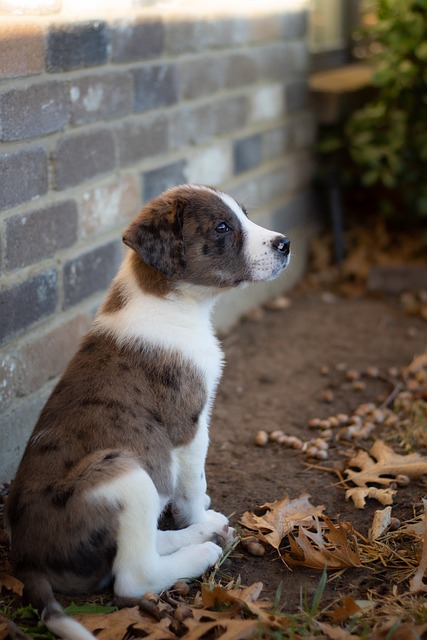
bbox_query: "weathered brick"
[248,14,283,43]
[249,84,285,123]
[17,313,91,396]
[63,240,122,309]
[0,148,48,211]
[271,190,313,231]
[69,72,133,125]
[0,352,17,412]
[142,160,186,203]
[285,79,309,113]
[79,174,141,238]
[225,53,258,89]
[46,21,109,73]
[117,115,168,167]
[133,64,178,112]
[5,200,78,271]
[185,143,232,186]
[0,22,44,79]
[212,95,249,136]
[282,10,308,39]
[233,134,262,175]
[0,81,68,142]
[111,18,164,62]
[179,57,225,100]
[0,387,53,482]
[165,15,250,52]
[255,43,293,82]
[164,17,208,55]
[168,104,215,150]
[0,269,58,345]
[262,124,292,160]
[54,129,116,189]
[287,41,309,74]
[292,112,317,149]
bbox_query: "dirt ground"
[0,256,426,626]
[206,280,427,611]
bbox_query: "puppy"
[5,184,290,640]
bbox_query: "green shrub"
[345,0,427,221]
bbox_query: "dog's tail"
[21,572,95,640]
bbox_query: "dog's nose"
[272,236,290,256]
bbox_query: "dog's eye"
[215,222,230,234]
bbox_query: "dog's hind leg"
[90,467,222,597]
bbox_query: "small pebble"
[337,413,349,425]
[395,474,410,486]
[319,420,331,430]
[255,430,269,446]
[315,450,329,461]
[346,369,360,381]
[352,380,366,391]
[389,517,401,531]
[320,366,330,376]
[328,416,340,428]
[306,446,319,457]
[308,418,322,429]
[366,366,380,378]
[172,581,191,597]
[174,606,193,622]
[321,390,335,403]
[246,541,265,556]
[269,430,284,442]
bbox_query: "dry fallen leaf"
[328,596,361,623]
[283,516,361,570]
[74,606,175,640]
[315,620,360,639]
[409,498,427,593]
[344,440,427,508]
[369,507,392,541]
[0,573,24,596]
[240,494,324,549]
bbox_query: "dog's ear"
[123,196,186,279]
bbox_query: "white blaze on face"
[216,191,290,281]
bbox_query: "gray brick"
[17,313,91,396]
[283,11,308,39]
[0,387,53,483]
[63,240,122,309]
[262,124,292,160]
[202,16,250,49]
[117,115,168,166]
[0,269,58,345]
[111,18,164,62]
[133,64,178,113]
[70,72,133,125]
[0,148,48,212]
[0,23,44,79]
[164,18,209,55]
[168,104,214,150]
[272,190,313,231]
[285,79,309,113]
[233,134,262,175]
[179,57,225,100]
[255,43,293,81]
[225,53,258,89]
[5,201,78,271]
[213,95,249,135]
[0,81,68,141]
[46,21,109,73]
[54,129,116,189]
[143,160,186,203]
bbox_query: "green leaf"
[64,602,118,615]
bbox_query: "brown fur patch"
[6,332,206,592]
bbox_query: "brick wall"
[0,3,317,482]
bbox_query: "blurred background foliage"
[318,0,427,227]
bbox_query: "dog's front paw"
[201,510,236,549]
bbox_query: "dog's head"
[123,185,290,289]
